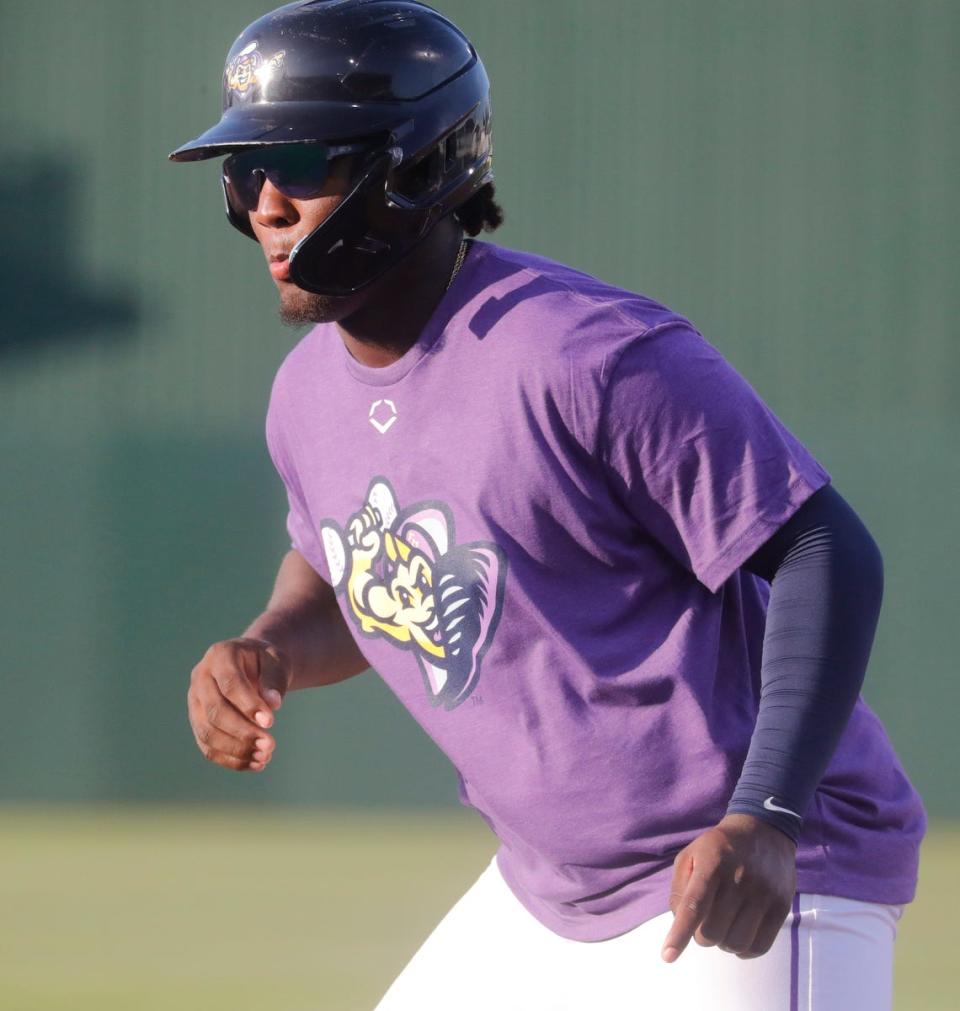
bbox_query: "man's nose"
[252,176,298,227]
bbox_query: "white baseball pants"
[373,855,903,1011]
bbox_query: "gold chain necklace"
[444,237,470,292]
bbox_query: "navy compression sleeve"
[724,483,884,843]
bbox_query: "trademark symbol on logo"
[369,399,397,434]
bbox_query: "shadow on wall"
[0,152,139,357]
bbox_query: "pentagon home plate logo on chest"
[226,41,286,96]
[320,477,507,710]
[369,399,397,434]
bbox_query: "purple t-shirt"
[265,239,926,941]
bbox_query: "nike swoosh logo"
[764,796,802,819]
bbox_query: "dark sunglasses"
[221,143,369,213]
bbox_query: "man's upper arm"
[597,324,832,593]
[268,548,337,613]
[742,483,882,585]
[265,382,332,584]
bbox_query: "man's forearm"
[242,550,370,691]
[728,484,884,842]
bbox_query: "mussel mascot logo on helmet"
[320,479,507,711]
[225,41,286,97]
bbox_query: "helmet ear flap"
[389,145,444,206]
[387,101,492,210]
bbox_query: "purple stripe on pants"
[790,893,802,1011]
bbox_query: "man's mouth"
[269,253,291,281]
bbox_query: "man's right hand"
[187,638,291,772]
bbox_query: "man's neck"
[335,219,466,368]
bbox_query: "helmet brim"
[168,101,402,162]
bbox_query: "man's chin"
[277,286,350,327]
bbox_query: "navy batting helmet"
[169,0,493,296]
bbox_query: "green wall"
[1,1,956,812]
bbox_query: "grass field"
[0,808,953,1010]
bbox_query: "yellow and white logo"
[320,477,507,710]
[225,41,286,95]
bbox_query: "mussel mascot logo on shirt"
[320,478,507,710]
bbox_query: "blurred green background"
[0,1,955,1008]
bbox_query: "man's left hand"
[661,812,797,963]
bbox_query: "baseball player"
[174,3,926,1008]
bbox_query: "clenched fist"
[187,638,291,772]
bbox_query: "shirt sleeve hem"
[697,467,832,594]
[287,538,332,586]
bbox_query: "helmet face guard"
[170,0,494,296]
[289,146,441,297]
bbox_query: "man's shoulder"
[465,241,696,389]
[461,243,699,451]
[468,241,688,339]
